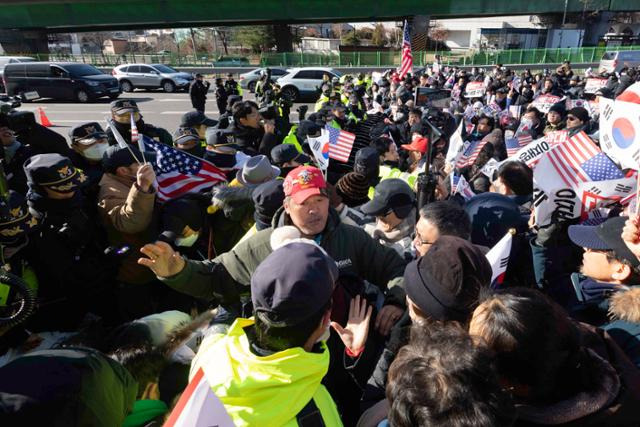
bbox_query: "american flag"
[325,125,356,163]
[141,134,227,202]
[398,20,412,79]
[455,138,489,169]
[451,174,475,200]
[505,134,533,157]
[546,131,624,189]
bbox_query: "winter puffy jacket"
[190,318,343,427]
[160,207,407,310]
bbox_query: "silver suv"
[112,63,194,93]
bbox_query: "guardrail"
[8,44,637,68]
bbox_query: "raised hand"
[331,295,373,355]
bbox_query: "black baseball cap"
[251,242,338,327]
[404,236,492,321]
[361,179,415,217]
[568,216,640,268]
[69,122,107,145]
[101,145,143,173]
[110,99,139,114]
[180,110,217,128]
[270,144,310,166]
[172,127,200,145]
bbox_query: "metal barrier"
[9,45,640,68]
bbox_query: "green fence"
[9,45,640,68]
[261,45,640,67]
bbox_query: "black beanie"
[567,107,590,123]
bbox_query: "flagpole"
[131,112,147,164]
[106,116,142,165]
[635,171,640,218]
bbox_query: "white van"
[599,50,640,73]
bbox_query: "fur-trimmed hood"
[609,287,640,324]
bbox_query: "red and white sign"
[464,81,486,98]
[532,94,563,113]
[584,78,608,94]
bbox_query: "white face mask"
[82,143,109,161]
[175,232,199,247]
[316,321,331,344]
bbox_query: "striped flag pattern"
[325,125,356,163]
[505,134,533,157]
[398,20,412,79]
[455,138,489,169]
[141,134,227,201]
[546,131,624,189]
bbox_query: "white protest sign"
[464,81,486,98]
[531,94,563,113]
[584,78,608,94]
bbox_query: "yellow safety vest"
[283,125,303,153]
[368,165,419,199]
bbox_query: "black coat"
[27,191,117,328]
[189,80,210,105]
[230,123,277,156]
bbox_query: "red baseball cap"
[283,165,327,204]
[401,136,429,154]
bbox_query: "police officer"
[0,113,33,194]
[105,99,172,147]
[23,154,116,327]
[68,122,110,204]
[224,73,243,97]
[215,77,228,115]
[189,73,211,113]
[172,127,205,158]
[180,110,218,144]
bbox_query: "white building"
[433,15,546,51]
[300,37,341,53]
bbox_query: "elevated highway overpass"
[0,0,637,32]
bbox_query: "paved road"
[19,90,315,140]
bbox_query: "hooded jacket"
[603,287,640,370]
[190,318,342,426]
[160,207,406,311]
[97,173,157,285]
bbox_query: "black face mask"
[181,145,205,158]
[113,119,145,137]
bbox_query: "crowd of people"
[1,59,640,426]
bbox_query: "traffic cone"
[37,108,53,127]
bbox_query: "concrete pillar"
[274,24,293,53]
[0,29,49,55]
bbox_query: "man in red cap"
[139,165,407,336]
[138,165,406,421]
[401,132,428,174]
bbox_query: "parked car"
[112,63,194,93]
[0,56,36,92]
[599,50,640,73]
[239,67,289,92]
[276,67,341,102]
[212,56,250,67]
[3,62,120,102]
